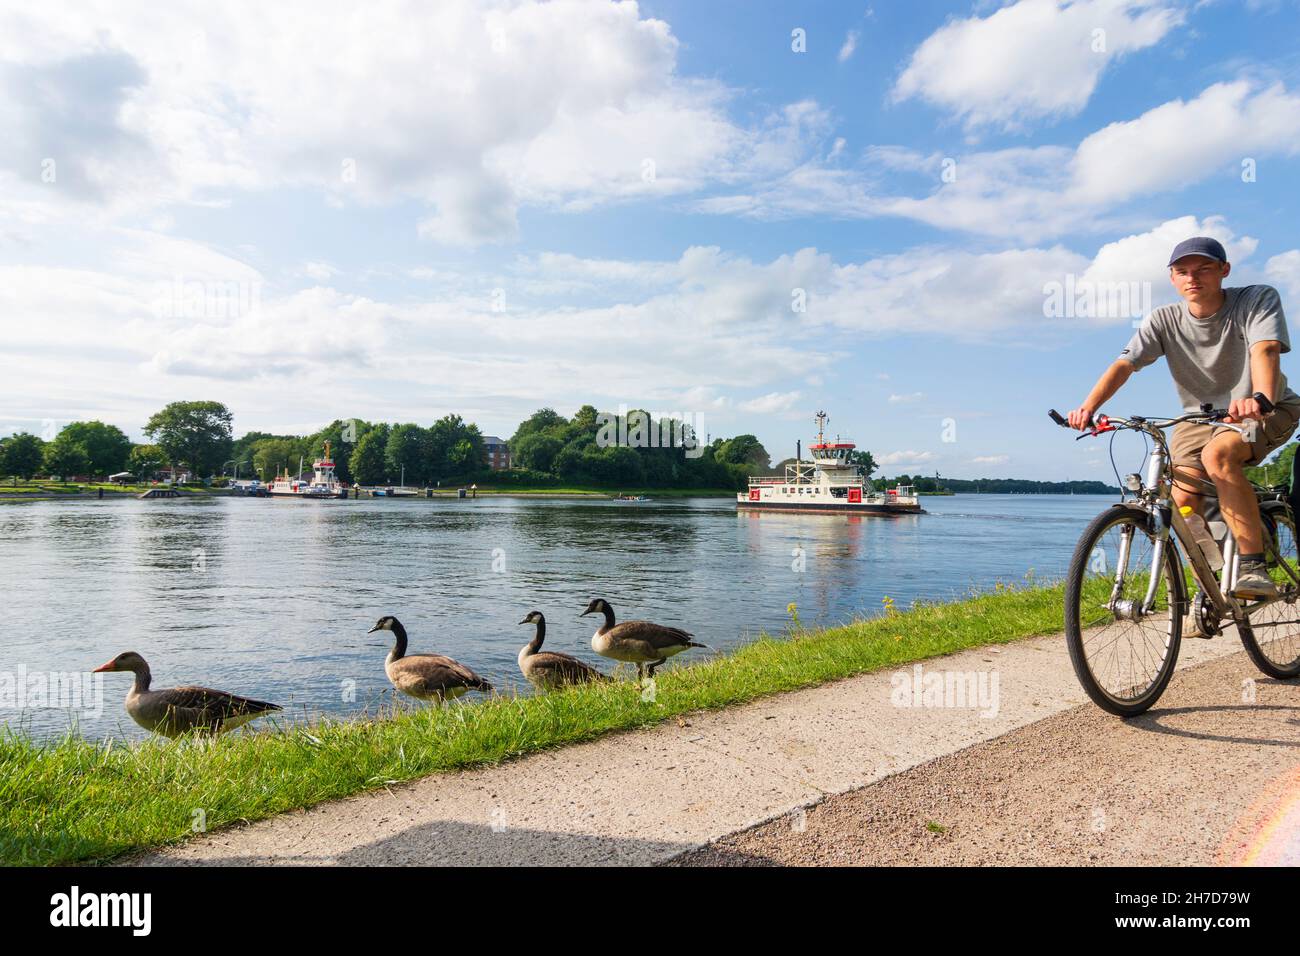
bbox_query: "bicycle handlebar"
[1048,392,1275,439]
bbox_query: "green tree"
[231,430,293,477]
[715,434,770,469]
[251,438,303,481]
[43,437,89,481]
[847,449,877,479]
[511,432,563,473]
[386,424,426,486]
[57,421,132,476]
[1248,440,1297,488]
[302,419,369,484]
[511,407,567,443]
[571,404,600,432]
[1,432,45,479]
[128,444,166,480]
[143,401,234,478]
[350,429,388,485]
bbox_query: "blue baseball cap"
[1167,236,1228,267]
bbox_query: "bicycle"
[1048,401,1300,716]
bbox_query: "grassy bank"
[449,485,736,497]
[1,579,1066,866]
[0,481,224,497]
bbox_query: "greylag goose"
[92,651,281,737]
[368,616,493,703]
[517,611,609,690]
[580,598,705,679]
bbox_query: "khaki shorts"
[1170,397,1300,471]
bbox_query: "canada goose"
[517,611,609,690]
[368,615,493,703]
[92,651,281,737]
[580,598,705,679]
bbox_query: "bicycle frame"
[1106,414,1299,628]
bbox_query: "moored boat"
[737,411,923,516]
[268,442,347,499]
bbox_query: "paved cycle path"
[129,629,1261,866]
[674,646,1300,866]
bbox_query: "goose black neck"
[389,620,408,660]
[130,660,152,693]
[528,617,546,653]
[600,605,616,630]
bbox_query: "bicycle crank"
[1189,592,1223,638]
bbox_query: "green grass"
[0,578,1067,866]
[0,481,221,496]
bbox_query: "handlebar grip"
[1254,391,1275,414]
[1048,409,1068,427]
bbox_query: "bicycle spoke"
[1073,521,1175,701]
[1247,512,1300,673]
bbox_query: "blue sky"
[3,0,1300,480]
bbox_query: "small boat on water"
[738,411,923,516]
[268,442,348,499]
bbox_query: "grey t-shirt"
[1120,284,1298,413]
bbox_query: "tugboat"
[737,411,924,516]
[268,441,348,499]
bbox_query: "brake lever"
[1048,407,1112,438]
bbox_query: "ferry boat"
[737,412,924,516]
[268,442,348,499]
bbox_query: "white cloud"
[303,261,337,281]
[878,450,939,466]
[908,81,1300,239]
[739,391,802,414]
[894,0,1184,131]
[1069,81,1300,205]
[0,231,844,433]
[0,215,1276,435]
[1265,250,1300,300]
[971,454,1010,465]
[838,30,859,63]
[0,1,813,245]
[725,79,1300,242]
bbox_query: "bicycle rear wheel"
[1064,505,1185,716]
[1240,507,1300,678]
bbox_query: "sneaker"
[1183,612,1211,638]
[1232,560,1278,599]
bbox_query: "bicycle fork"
[1108,508,1169,621]
[1109,447,1173,621]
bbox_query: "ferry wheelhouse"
[268,441,348,499]
[738,412,923,516]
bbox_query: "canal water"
[0,493,1111,741]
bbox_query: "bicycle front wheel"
[1240,507,1300,678]
[1064,505,1185,716]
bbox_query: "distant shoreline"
[1,487,1121,503]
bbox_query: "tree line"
[506,406,768,489]
[0,402,228,483]
[235,414,486,486]
[0,401,775,491]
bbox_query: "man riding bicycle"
[1067,236,1300,602]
